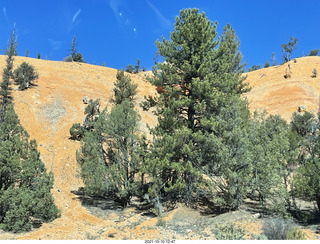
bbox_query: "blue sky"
[0,0,319,71]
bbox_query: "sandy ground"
[0,55,319,240]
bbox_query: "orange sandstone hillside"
[0,55,319,240]
[245,56,320,121]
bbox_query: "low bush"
[70,123,85,140]
[64,55,73,62]
[262,217,295,240]
[286,227,306,240]
[211,222,246,240]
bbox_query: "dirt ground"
[0,55,319,240]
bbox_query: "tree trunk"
[316,196,320,213]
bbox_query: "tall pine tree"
[0,28,59,233]
[143,9,251,208]
[77,70,142,207]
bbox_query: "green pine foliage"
[281,36,298,63]
[125,64,134,73]
[308,49,319,56]
[292,111,320,211]
[249,113,292,215]
[142,8,252,208]
[248,64,262,72]
[110,70,138,106]
[264,60,270,68]
[69,122,85,140]
[65,36,85,63]
[76,69,142,207]
[134,59,140,74]
[0,28,16,121]
[13,62,39,90]
[312,68,317,78]
[66,7,320,221]
[0,29,59,233]
[0,106,60,232]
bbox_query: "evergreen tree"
[142,8,250,208]
[249,113,292,215]
[71,36,77,61]
[13,62,39,90]
[76,70,141,207]
[248,64,262,72]
[134,59,140,74]
[70,99,101,141]
[271,52,277,66]
[110,70,137,106]
[291,111,320,211]
[309,49,319,56]
[4,27,17,57]
[0,28,16,122]
[66,36,85,63]
[103,99,141,206]
[0,105,59,232]
[125,64,134,73]
[264,60,270,68]
[0,29,59,233]
[281,36,298,63]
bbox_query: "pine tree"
[271,52,277,66]
[264,60,270,68]
[134,59,140,74]
[0,29,59,233]
[103,99,141,206]
[76,71,141,207]
[0,28,16,122]
[142,8,251,208]
[281,36,298,63]
[249,113,292,215]
[0,105,59,232]
[66,36,85,63]
[71,36,77,61]
[291,111,320,211]
[13,62,39,90]
[110,70,137,106]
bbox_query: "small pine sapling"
[312,68,317,78]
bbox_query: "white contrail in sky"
[72,8,81,23]
[145,0,171,29]
[3,7,11,26]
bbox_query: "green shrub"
[248,64,262,72]
[73,53,85,63]
[286,227,306,240]
[70,123,85,140]
[262,218,294,240]
[64,55,73,62]
[309,49,319,56]
[312,68,317,78]
[156,217,166,228]
[251,234,268,240]
[211,222,246,240]
[13,62,39,90]
[125,64,134,73]
[0,188,33,233]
